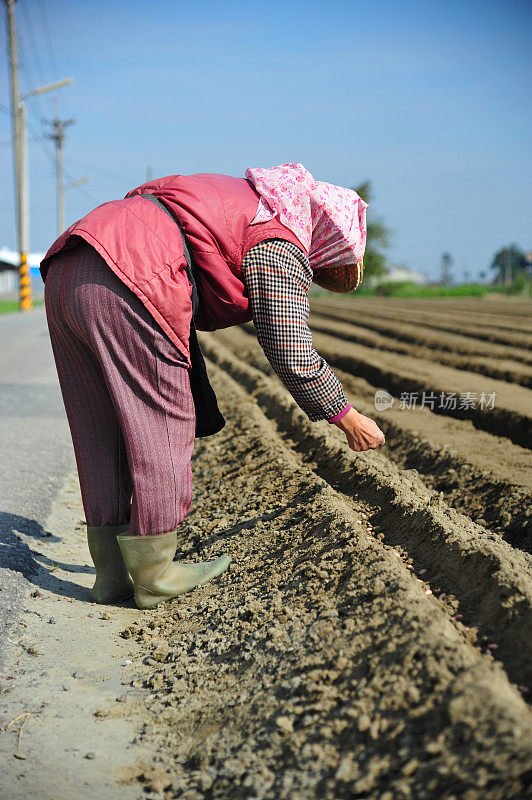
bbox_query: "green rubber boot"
[117,529,231,610]
[87,524,135,603]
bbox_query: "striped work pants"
[44,241,195,536]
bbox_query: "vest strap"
[139,193,225,439]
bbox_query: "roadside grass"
[0,299,44,314]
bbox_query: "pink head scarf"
[245,163,368,272]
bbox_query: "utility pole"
[44,106,75,236]
[440,252,453,287]
[504,248,511,286]
[4,0,73,309]
[4,0,32,310]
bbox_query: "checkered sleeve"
[241,239,350,422]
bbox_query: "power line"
[2,1,96,252]
[66,157,131,183]
[6,110,98,202]
[20,0,47,88]
[15,23,52,137]
[38,0,58,79]
[14,27,33,94]
[2,97,99,206]
[26,113,57,164]
[18,0,72,128]
[63,165,98,205]
[38,0,71,121]
[15,24,52,129]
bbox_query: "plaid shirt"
[241,239,349,422]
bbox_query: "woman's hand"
[334,407,386,452]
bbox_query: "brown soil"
[308,312,532,387]
[271,322,532,448]
[312,296,532,349]
[214,325,532,552]
[6,297,530,800]
[311,302,532,364]
[117,298,532,799]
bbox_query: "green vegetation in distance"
[371,281,488,297]
[352,181,391,281]
[491,244,528,285]
[313,277,531,299]
[0,298,45,314]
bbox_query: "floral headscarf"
[245,163,368,273]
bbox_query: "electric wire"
[19,0,55,124]
[36,0,70,119]
[66,158,131,184]
[2,97,99,206]
[20,0,47,88]
[38,0,58,79]
[15,28,34,95]
[1,5,102,210]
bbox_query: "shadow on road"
[0,511,94,602]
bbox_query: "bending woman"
[41,162,385,610]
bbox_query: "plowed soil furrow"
[249,323,531,448]
[312,298,532,348]
[366,302,532,332]
[309,305,532,368]
[322,297,532,332]
[214,326,532,552]
[394,299,532,328]
[201,333,532,691]
[128,352,532,800]
[308,312,532,388]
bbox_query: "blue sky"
[1,0,531,280]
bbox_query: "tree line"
[354,181,529,286]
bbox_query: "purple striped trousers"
[44,242,196,536]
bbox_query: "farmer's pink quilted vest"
[40,173,306,365]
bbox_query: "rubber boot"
[87,524,135,603]
[117,529,231,610]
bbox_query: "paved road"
[0,307,74,666]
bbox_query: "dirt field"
[110,296,532,799]
[4,296,530,800]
